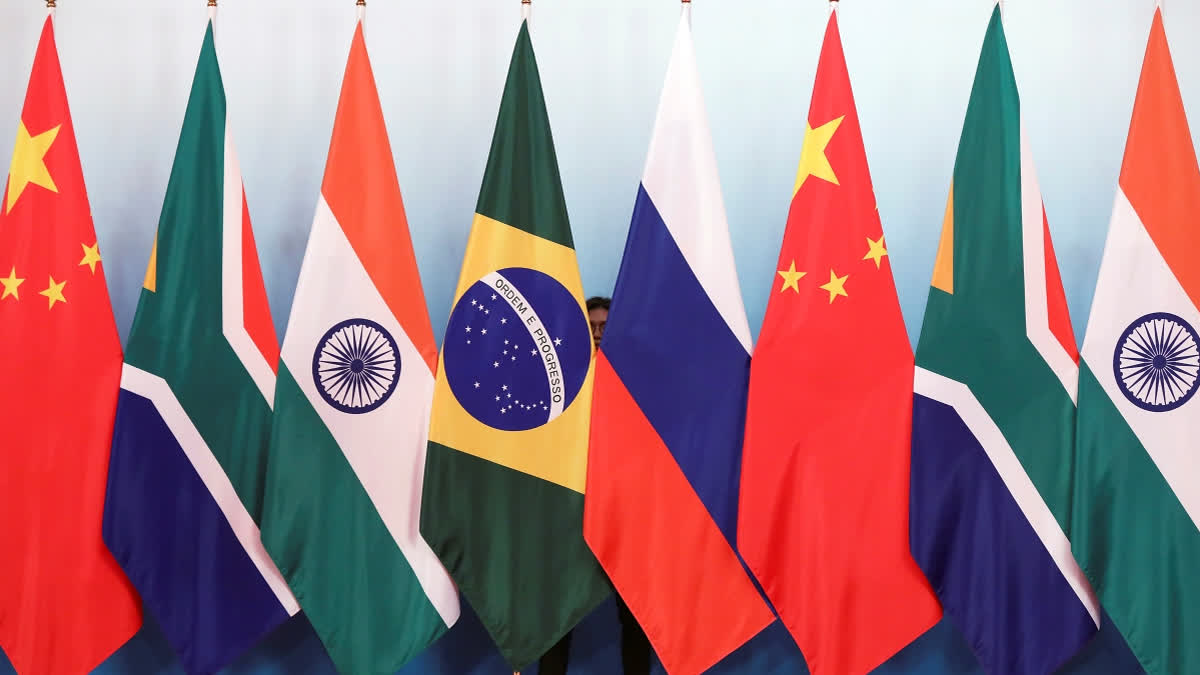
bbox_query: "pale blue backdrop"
[1,0,1197,672]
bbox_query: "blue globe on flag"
[444,267,592,432]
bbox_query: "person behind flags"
[258,4,460,674]
[1071,5,1200,673]
[583,5,774,675]
[537,560,653,675]
[100,7,299,673]
[587,296,610,348]
[908,4,1100,673]
[419,9,610,673]
[737,6,942,675]
[0,9,143,674]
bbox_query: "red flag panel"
[0,16,142,675]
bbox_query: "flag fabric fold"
[419,20,610,672]
[737,10,942,675]
[583,11,774,675]
[259,17,459,675]
[908,6,1099,674]
[0,15,143,675]
[100,21,297,674]
[1071,8,1200,674]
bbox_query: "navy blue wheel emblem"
[1112,311,1200,413]
[312,318,401,414]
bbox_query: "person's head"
[586,296,610,349]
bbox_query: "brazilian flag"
[419,20,609,671]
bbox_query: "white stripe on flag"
[639,12,751,355]
[481,270,566,421]
[914,366,1100,625]
[1020,128,1079,403]
[1080,188,1200,531]
[119,364,300,615]
[221,122,277,407]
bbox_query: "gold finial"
[46,0,56,7]
[356,0,365,5]
[681,0,690,3]
[207,0,216,6]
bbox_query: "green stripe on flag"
[262,365,448,674]
[123,24,272,521]
[914,8,1076,526]
[1073,362,1200,674]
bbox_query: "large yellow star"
[6,121,61,214]
[0,266,23,300]
[38,275,66,309]
[818,269,849,304]
[776,260,806,293]
[79,241,102,274]
[863,235,889,269]
[793,115,845,194]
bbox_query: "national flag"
[1071,7,1200,674]
[909,6,1099,673]
[0,13,142,674]
[418,18,610,672]
[100,18,298,674]
[259,13,460,675]
[737,9,942,675]
[583,9,775,675]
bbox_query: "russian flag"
[582,8,774,675]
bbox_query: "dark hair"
[586,296,611,312]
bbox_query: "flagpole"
[830,0,838,16]
[522,0,531,21]
[682,0,691,26]
[357,0,365,22]
[208,0,216,21]
[46,0,55,18]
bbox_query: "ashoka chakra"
[312,318,401,414]
[1112,311,1200,413]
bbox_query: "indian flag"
[1072,7,1200,674]
[259,12,459,674]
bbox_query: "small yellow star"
[863,235,889,269]
[776,260,806,293]
[1,266,23,300]
[818,269,849,304]
[6,121,61,214]
[79,242,102,274]
[793,116,845,194]
[38,275,66,309]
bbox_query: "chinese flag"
[736,10,941,675]
[0,16,142,674]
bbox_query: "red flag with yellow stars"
[737,9,942,675]
[0,14,142,674]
